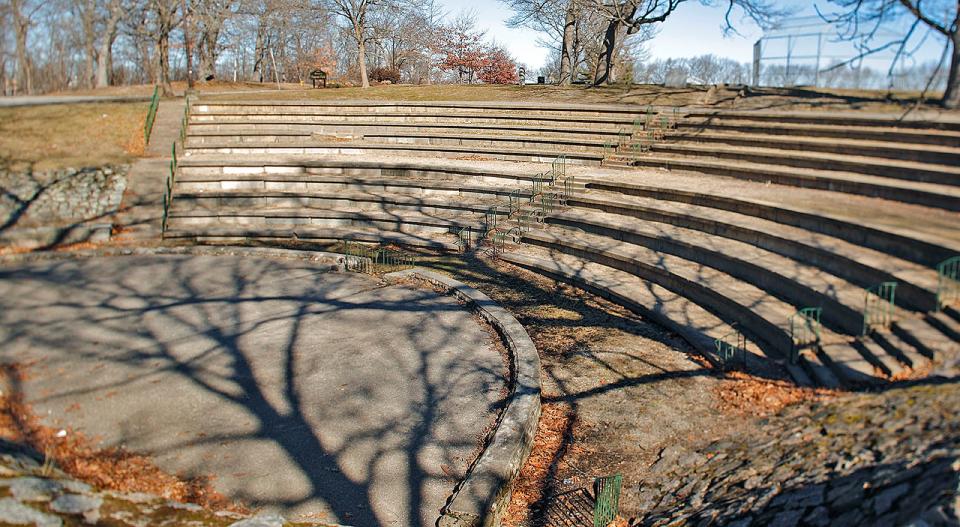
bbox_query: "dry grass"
[196,82,953,113]
[0,102,148,171]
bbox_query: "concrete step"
[172,189,505,217]
[565,191,940,312]
[186,131,609,153]
[167,207,487,235]
[869,329,930,370]
[892,316,960,360]
[677,119,960,147]
[682,109,960,131]
[650,142,960,186]
[853,338,907,378]
[498,248,812,386]
[666,130,960,165]
[182,140,605,165]
[187,120,629,139]
[816,343,884,386]
[163,224,459,250]
[620,154,960,212]
[576,179,959,270]
[519,227,857,355]
[544,207,897,335]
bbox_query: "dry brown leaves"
[716,370,837,417]
[502,399,575,527]
[0,363,244,513]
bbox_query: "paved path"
[0,95,152,107]
[0,254,506,526]
[113,98,185,242]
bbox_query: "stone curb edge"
[384,268,542,527]
[0,244,358,270]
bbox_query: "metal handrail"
[143,86,160,145]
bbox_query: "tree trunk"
[559,1,576,85]
[12,0,32,95]
[356,29,370,88]
[593,18,618,85]
[159,31,173,95]
[943,33,960,109]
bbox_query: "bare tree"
[325,0,380,87]
[821,0,960,108]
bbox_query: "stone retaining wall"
[0,166,127,249]
[385,268,542,527]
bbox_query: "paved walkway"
[0,254,506,526]
[0,95,152,107]
[113,98,185,243]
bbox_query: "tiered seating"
[166,98,960,388]
[615,110,960,210]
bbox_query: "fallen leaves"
[716,370,837,417]
[0,363,245,513]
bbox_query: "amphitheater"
[167,97,960,388]
[2,92,960,527]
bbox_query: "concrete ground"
[0,254,507,527]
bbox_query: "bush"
[370,67,400,84]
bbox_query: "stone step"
[621,154,960,212]
[498,248,813,386]
[187,120,629,139]
[182,140,605,165]
[163,224,459,250]
[682,110,960,130]
[650,142,960,186]
[868,330,930,370]
[172,189,505,217]
[853,338,907,378]
[677,119,960,147]
[666,130,960,165]
[816,343,885,386]
[518,226,859,356]
[544,207,901,335]
[167,207,487,235]
[576,179,959,270]
[892,316,959,360]
[186,131,609,153]
[564,191,940,312]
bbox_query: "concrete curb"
[0,244,361,271]
[384,268,541,527]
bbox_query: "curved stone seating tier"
[664,130,960,165]
[186,131,610,154]
[187,121,627,140]
[682,109,960,131]
[513,225,947,387]
[574,177,959,268]
[645,142,960,185]
[563,192,941,311]
[163,224,460,250]
[183,141,606,165]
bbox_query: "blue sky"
[435,0,948,71]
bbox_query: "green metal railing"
[343,241,416,273]
[143,85,160,145]
[551,154,566,180]
[936,255,960,311]
[593,474,622,527]
[455,226,472,252]
[485,206,500,233]
[714,328,746,370]
[508,188,524,214]
[789,307,822,363]
[862,281,897,335]
[161,141,178,234]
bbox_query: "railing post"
[936,256,960,311]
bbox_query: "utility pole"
[182,0,194,90]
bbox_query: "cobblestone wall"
[633,379,960,527]
[0,166,127,248]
